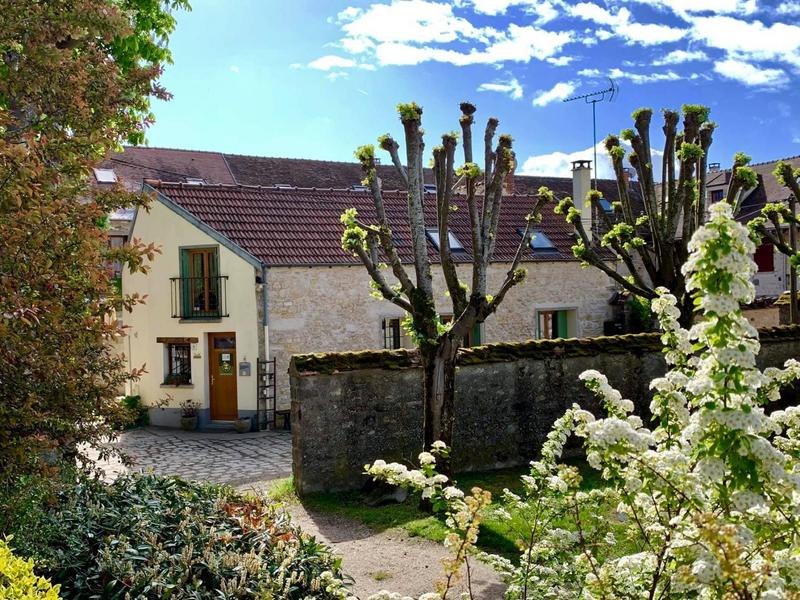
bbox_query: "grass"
[300,458,613,560]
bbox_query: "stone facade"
[290,326,800,495]
[269,262,614,407]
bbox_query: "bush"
[120,395,148,429]
[0,540,60,599]
[30,474,352,599]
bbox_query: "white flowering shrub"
[365,202,800,599]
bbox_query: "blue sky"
[147,0,800,178]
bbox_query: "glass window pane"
[213,335,236,350]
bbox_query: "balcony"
[170,276,229,320]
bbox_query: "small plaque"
[239,361,251,376]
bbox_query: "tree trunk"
[421,335,459,475]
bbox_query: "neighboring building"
[122,161,620,427]
[707,155,800,299]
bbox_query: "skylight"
[185,177,205,185]
[423,184,437,194]
[426,228,465,252]
[519,228,557,252]
[93,168,117,183]
[598,198,613,213]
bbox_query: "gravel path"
[240,482,506,599]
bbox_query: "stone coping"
[290,324,800,376]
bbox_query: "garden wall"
[290,326,800,495]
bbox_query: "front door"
[209,332,237,420]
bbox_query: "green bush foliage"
[26,474,350,599]
[120,395,149,429]
[0,540,60,599]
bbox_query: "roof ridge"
[121,145,228,156]
[712,154,800,173]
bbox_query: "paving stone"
[88,427,292,485]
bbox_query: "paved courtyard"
[94,427,292,485]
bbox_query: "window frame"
[425,228,465,252]
[535,307,578,339]
[164,342,192,385]
[179,245,221,317]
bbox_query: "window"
[93,168,117,183]
[536,309,577,339]
[107,235,125,279]
[426,228,465,252]
[165,343,191,385]
[754,242,775,273]
[423,184,437,194]
[179,247,220,318]
[519,228,557,252]
[440,315,482,347]
[598,198,614,213]
[710,189,724,203]
[382,317,412,349]
[185,177,205,185]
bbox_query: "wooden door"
[209,332,237,420]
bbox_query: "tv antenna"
[563,78,618,190]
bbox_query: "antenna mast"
[563,78,618,190]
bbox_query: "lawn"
[287,458,610,560]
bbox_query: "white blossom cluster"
[362,202,800,599]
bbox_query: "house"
[122,159,622,428]
[707,155,800,300]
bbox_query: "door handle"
[210,375,215,386]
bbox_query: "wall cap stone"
[290,324,800,376]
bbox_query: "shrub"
[366,202,800,599]
[120,395,149,429]
[31,474,352,599]
[0,540,60,599]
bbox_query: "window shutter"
[557,311,569,338]
[179,248,191,318]
[471,324,482,346]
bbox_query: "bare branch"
[378,134,409,189]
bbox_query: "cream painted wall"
[268,261,613,407]
[122,199,261,420]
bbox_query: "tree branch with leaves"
[555,104,756,324]
[341,101,548,464]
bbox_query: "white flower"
[418,452,435,466]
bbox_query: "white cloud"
[373,25,573,66]
[532,81,577,106]
[653,49,709,65]
[477,77,524,99]
[229,65,240,73]
[520,142,617,179]
[624,0,757,17]
[568,4,686,46]
[713,58,788,87]
[580,67,682,84]
[308,55,357,70]
[338,0,493,46]
[326,71,350,81]
[691,16,800,68]
[467,0,560,21]
[777,2,800,15]
[793,135,800,143]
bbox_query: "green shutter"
[179,248,191,318]
[471,324,482,346]
[556,311,569,338]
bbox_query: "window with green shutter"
[178,247,220,318]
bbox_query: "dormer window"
[425,228,465,252]
[519,228,557,252]
[93,168,117,183]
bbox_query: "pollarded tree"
[555,105,756,324]
[750,161,800,321]
[341,102,549,458]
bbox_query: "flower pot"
[180,416,198,431]
[233,417,252,433]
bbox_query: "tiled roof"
[707,155,800,223]
[149,181,592,266]
[97,147,236,191]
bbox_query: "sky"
[146,0,800,179]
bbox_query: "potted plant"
[179,399,200,431]
[233,415,252,433]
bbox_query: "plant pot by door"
[181,416,198,431]
[233,417,251,433]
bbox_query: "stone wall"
[269,261,613,408]
[290,326,800,495]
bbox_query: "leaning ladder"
[256,358,276,430]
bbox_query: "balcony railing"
[170,276,229,319]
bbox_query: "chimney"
[571,160,593,240]
[708,162,720,173]
[503,170,515,195]
[622,167,632,185]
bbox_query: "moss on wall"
[291,325,800,376]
